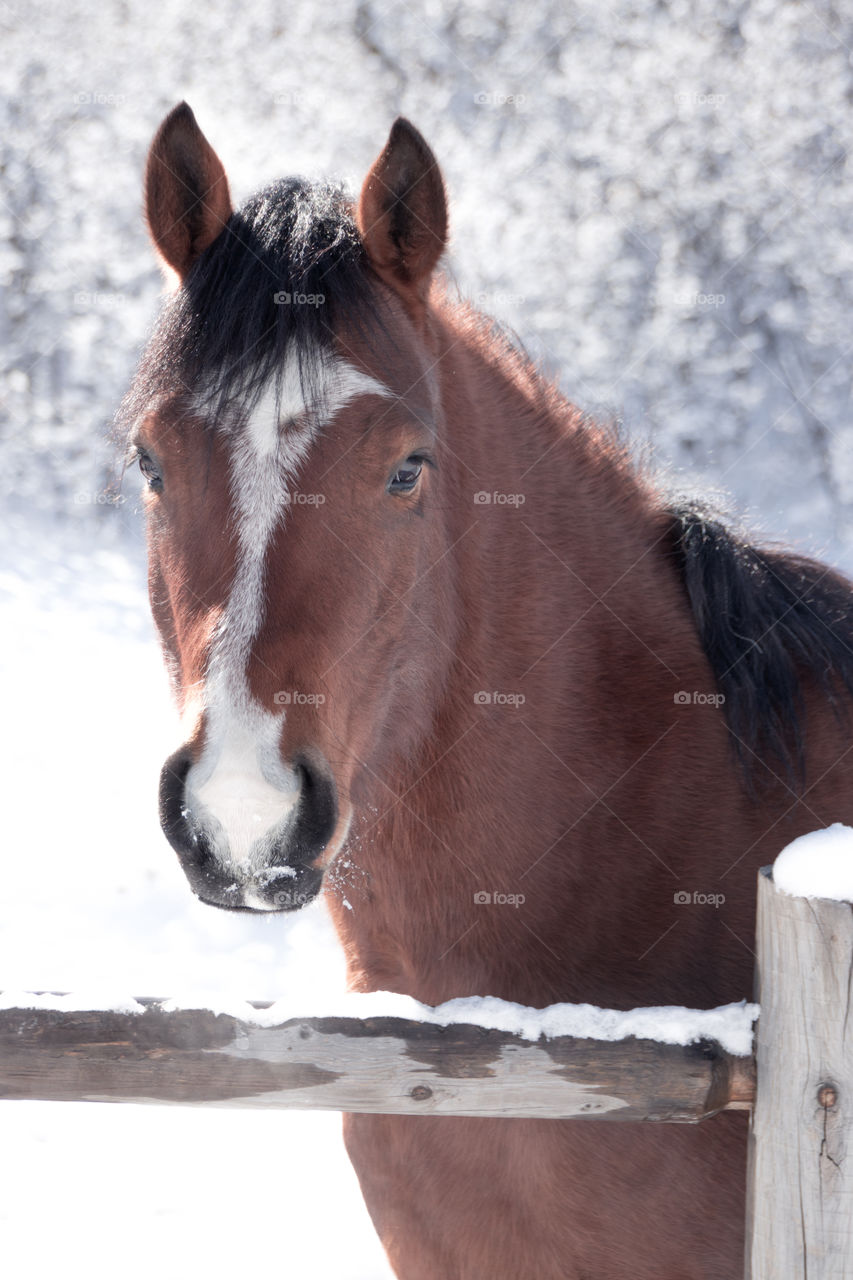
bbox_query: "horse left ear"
[357,118,448,298]
[145,102,233,281]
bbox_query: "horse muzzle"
[158,746,337,912]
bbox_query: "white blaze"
[183,353,390,873]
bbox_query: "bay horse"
[122,103,853,1278]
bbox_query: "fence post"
[746,866,853,1278]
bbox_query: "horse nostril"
[292,752,338,866]
[296,756,315,801]
[158,746,195,853]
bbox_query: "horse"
[120,102,853,1278]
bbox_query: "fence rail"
[0,1001,754,1120]
[3,865,853,1278]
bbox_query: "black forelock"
[118,177,382,435]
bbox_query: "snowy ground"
[0,515,393,1279]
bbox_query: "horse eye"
[136,449,162,492]
[388,458,423,494]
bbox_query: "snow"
[773,823,853,902]
[0,989,759,1057]
[0,991,146,1015]
[1,1105,386,1280]
[417,995,758,1056]
[0,522,393,1280]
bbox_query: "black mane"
[667,500,853,790]
[119,177,380,432]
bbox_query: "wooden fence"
[2,866,851,1278]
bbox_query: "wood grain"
[0,1000,754,1120]
[746,868,853,1278]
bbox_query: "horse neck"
[438,311,660,665]
[331,310,696,1001]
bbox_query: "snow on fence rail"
[2,855,853,1279]
[0,992,757,1121]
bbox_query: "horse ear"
[357,118,448,297]
[145,102,233,281]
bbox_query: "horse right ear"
[145,102,233,281]
[357,118,448,301]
